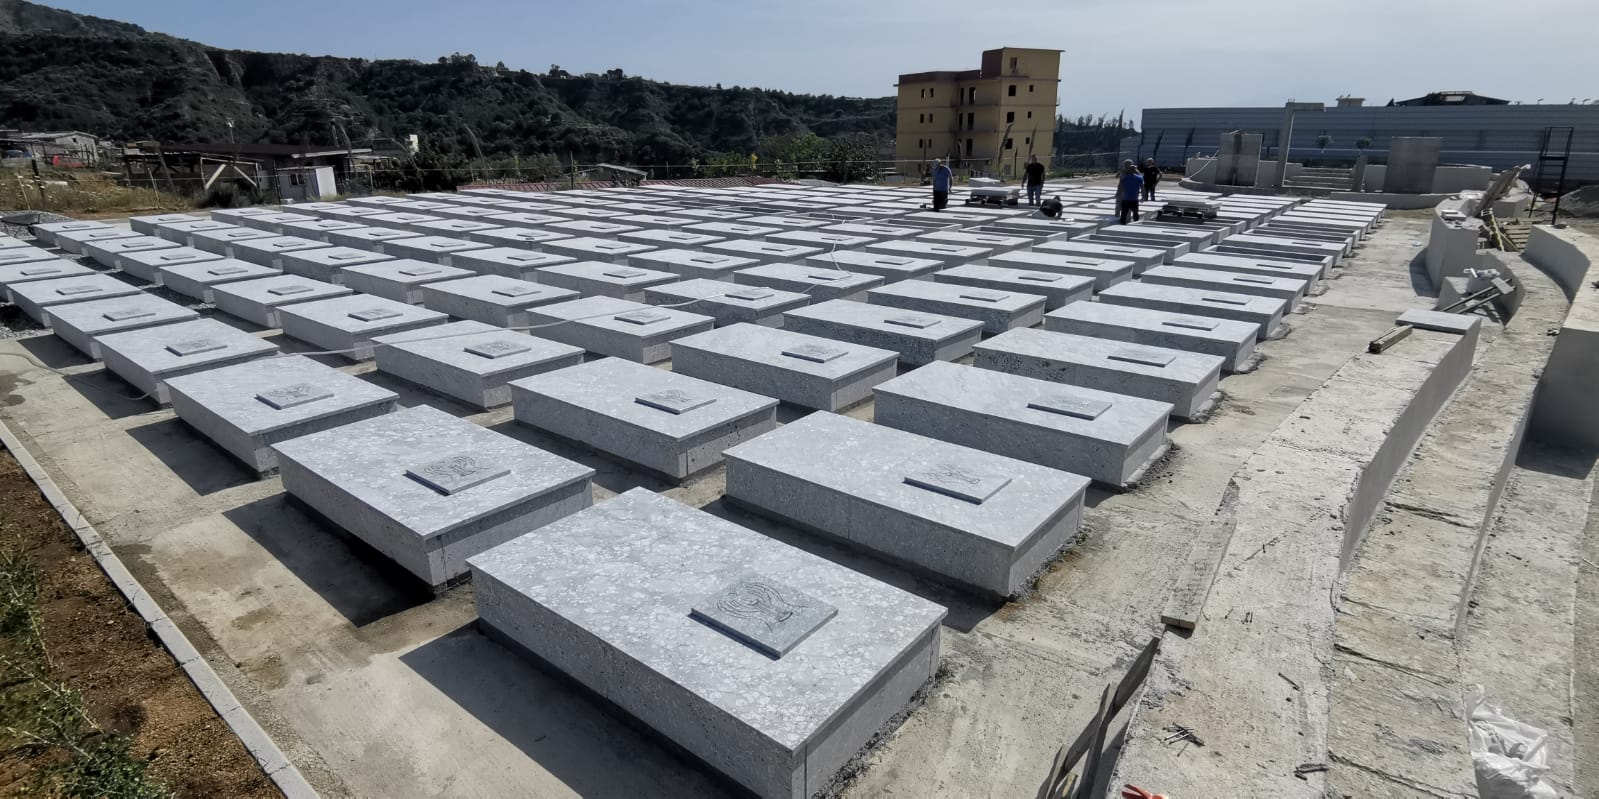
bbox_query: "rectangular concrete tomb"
[30,221,111,248]
[974,328,1223,420]
[420,275,580,328]
[322,226,423,252]
[803,249,945,285]
[873,361,1170,487]
[534,261,680,302]
[1045,301,1257,373]
[1214,233,1345,265]
[723,411,1090,597]
[338,260,475,304]
[44,295,200,360]
[467,488,946,799]
[80,236,181,271]
[373,321,584,409]
[867,280,1045,335]
[541,236,657,264]
[984,250,1135,292]
[932,264,1095,311]
[97,318,279,403]
[157,258,281,303]
[0,260,96,301]
[629,249,758,281]
[783,299,982,366]
[164,355,397,475]
[863,240,991,268]
[0,246,62,268]
[275,405,593,587]
[446,247,574,280]
[1097,281,1288,339]
[522,296,714,363]
[511,357,777,479]
[1033,239,1167,275]
[276,294,447,361]
[210,275,354,328]
[115,246,221,284]
[1173,252,1327,282]
[704,240,825,265]
[276,246,395,283]
[734,263,884,302]
[643,278,809,327]
[670,323,898,412]
[52,226,141,255]
[188,227,284,258]
[1141,265,1308,310]
[10,275,144,326]
[379,235,491,266]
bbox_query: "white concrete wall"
[1431,165,1493,194]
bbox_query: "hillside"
[0,0,895,168]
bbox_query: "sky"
[35,0,1599,120]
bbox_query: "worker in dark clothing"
[1118,160,1144,224]
[1023,155,1046,206]
[1141,158,1160,203]
[931,158,952,211]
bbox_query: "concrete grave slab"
[152,219,237,247]
[322,226,425,253]
[373,321,584,408]
[644,278,809,327]
[1174,252,1327,283]
[511,357,777,479]
[863,240,991,267]
[735,215,831,230]
[98,318,278,402]
[705,240,825,265]
[210,207,288,224]
[545,220,642,239]
[420,275,580,328]
[380,235,492,266]
[30,220,112,248]
[189,227,280,258]
[866,280,1045,335]
[782,299,983,366]
[10,274,144,326]
[1076,232,1191,262]
[670,323,898,411]
[820,222,924,240]
[802,250,943,283]
[873,361,1169,487]
[1045,301,1258,373]
[80,235,182,271]
[523,296,714,363]
[1212,234,1342,266]
[1097,281,1287,339]
[114,246,222,284]
[1141,265,1309,310]
[277,294,447,361]
[683,222,780,240]
[165,355,397,474]
[362,212,449,234]
[933,264,1095,311]
[0,260,96,302]
[227,235,332,270]
[467,488,945,799]
[534,261,680,302]
[276,246,395,284]
[235,212,319,235]
[460,226,572,250]
[0,246,66,268]
[210,275,354,328]
[279,218,367,242]
[723,411,1090,598]
[337,260,474,304]
[974,328,1223,420]
[915,230,1031,252]
[629,249,758,281]
[617,229,725,250]
[43,294,199,359]
[445,248,574,281]
[766,230,878,250]
[128,213,203,235]
[541,236,657,264]
[733,263,883,302]
[412,219,504,238]
[53,226,142,255]
[1031,239,1167,275]
[157,259,280,303]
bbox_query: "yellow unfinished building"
[895,47,1061,179]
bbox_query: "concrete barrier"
[1525,225,1599,449]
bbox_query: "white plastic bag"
[1466,685,1558,799]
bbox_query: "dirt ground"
[0,449,280,799]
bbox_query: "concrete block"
[0,260,96,302]
[277,295,448,361]
[420,275,580,328]
[0,246,61,268]
[821,222,923,240]
[915,230,1031,252]
[10,274,144,326]
[129,213,203,235]
[618,229,726,250]
[158,259,281,303]
[932,265,1093,311]
[1097,281,1287,339]
[866,280,1045,335]
[1396,309,1482,348]
[114,247,222,284]
[209,207,288,224]
[974,219,1096,242]
[802,250,943,283]
[166,355,396,474]
[542,236,657,264]
[280,219,367,242]
[380,235,492,266]
[1141,265,1308,310]
[630,249,759,281]
[43,295,200,359]
[80,235,181,271]
[974,328,1223,420]
[434,248,570,281]
[545,219,641,239]
[873,361,1169,487]
[322,226,424,252]
[152,219,237,246]
[1383,137,1442,194]
[724,411,1089,598]
[706,240,825,265]
[644,278,809,327]
[223,235,329,270]
[523,296,715,363]
[319,206,405,225]
[363,212,447,234]
[734,264,883,302]
[1125,223,1221,248]
[611,214,702,230]
[1044,301,1257,373]
[684,222,780,240]
[98,318,278,402]
[276,405,592,586]
[783,299,982,366]
[980,250,1133,291]
[53,226,141,254]
[189,227,281,258]
[863,240,990,267]
[337,260,475,304]
[1077,232,1190,262]
[467,488,945,799]
[736,215,830,230]
[670,323,898,411]
[1214,233,1344,265]
[31,220,112,248]
[412,218,504,238]
[461,226,571,250]
[1174,252,1326,283]
[373,321,584,408]
[767,230,878,250]
[1033,240,1168,275]
[235,212,319,235]
[511,358,777,479]
[211,275,354,328]
[534,261,680,302]
[275,246,395,284]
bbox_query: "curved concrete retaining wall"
[1525,225,1599,449]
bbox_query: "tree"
[1315,133,1333,153]
[1355,136,1373,152]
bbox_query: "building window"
[968,87,976,103]
[1006,111,1015,123]
[966,138,974,156]
[1010,56,1018,70]
[918,113,924,123]
[928,113,933,124]
[966,112,974,129]
[1025,137,1031,145]
[929,88,934,97]
[920,88,925,98]
[1027,111,1033,119]
[1004,138,1014,150]
[1008,85,1016,97]
[1029,84,1035,93]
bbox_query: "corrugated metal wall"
[1122,104,1599,188]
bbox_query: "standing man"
[1118,160,1144,224]
[1141,158,1160,203]
[1023,154,1046,206]
[931,158,953,211]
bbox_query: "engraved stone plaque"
[689,573,838,658]
[782,344,847,364]
[1201,296,1249,306]
[595,243,627,250]
[329,252,365,261]
[492,285,541,298]
[614,310,670,326]
[959,291,1007,302]
[506,254,542,263]
[603,269,647,279]
[1028,394,1112,421]
[903,462,1012,504]
[725,288,774,301]
[349,307,403,322]
[165,338,227,357]
[208,265,248,276]
[1162,319,1220,331]
[1109,350,1176,368]
[56,286,101,296]
[635,389,716,415]
[256,382,333,410]
[690,256,730,264]
[159,252,198,262]
[1017,273,1060,282]
[1233,276,1274,285]
[1066,259,1103,266]
[466,340,532,359]
[1106,248,1136,253]
[399,265,442,277]
[268,284,314,296]
[884,315,939,329]
[102,308,156,322]
[405,453,510,495]
[221,230,256,240]
[930,246,962,253]
[20,266,62,276]
[807,272,846,281]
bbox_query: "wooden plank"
[1038,637,1162,798]
[1161,483,1241,629]
[1367,324,1413,354]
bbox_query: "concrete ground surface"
[0,204,1593,798]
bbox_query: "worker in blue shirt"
[1118,160,1144,224]
[931,158,952,211]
